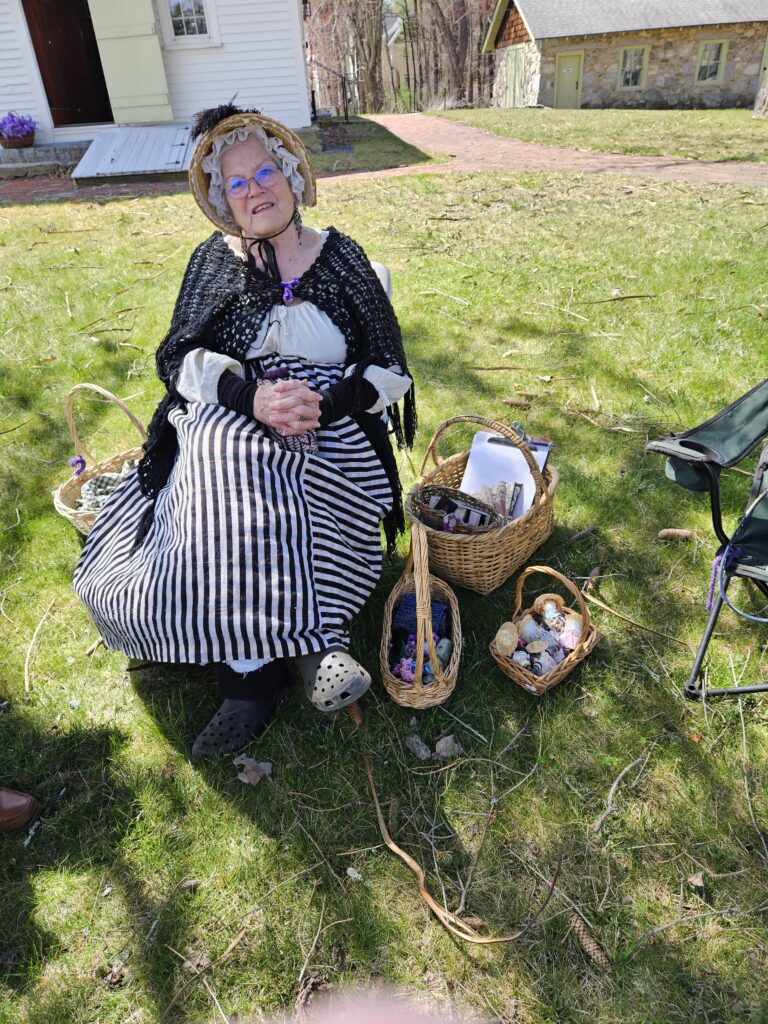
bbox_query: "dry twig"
[24,599,55,692]
[363,754,560,944]
[581,590,692,649]
[593,750,652,833]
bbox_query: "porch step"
[0,142,90,180]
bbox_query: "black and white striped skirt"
[73,398,392,665]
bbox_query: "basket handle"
[513,565,591,647]
[419,414,547,503]
[403,522,448,689]
[66,383,147,466]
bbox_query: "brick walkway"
[0,176,188,204]
[2,113,766,204]
[365,114,768,189]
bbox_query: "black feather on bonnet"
[190,103,262,140]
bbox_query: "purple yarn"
[69,455,86,476]
[281,277,300,304]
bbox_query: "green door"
[555,52,582,109]
[505,45,525,107]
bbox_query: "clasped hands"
[253,378,322,436]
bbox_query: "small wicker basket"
[489,565,599,696]
[405,415,559,595]
[379,522,462,709]
[411,484,503,535]
[53,383,147,537]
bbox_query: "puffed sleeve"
[344,363,413,420]
[175,347,243,404]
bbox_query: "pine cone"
[569,912,611,970]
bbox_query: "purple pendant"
[281,277,300,304]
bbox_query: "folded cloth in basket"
[392,593,448,636]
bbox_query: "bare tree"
[305,0,495,114]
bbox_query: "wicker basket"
[405,415,559,595]
[411,484,503,535]
[0,133,34,149]
[489,565,599,696]
[379,522,462,708]
[52,383,147,536]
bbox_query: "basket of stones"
[53,383,147,536]
[489,565,599,696]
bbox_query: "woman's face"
[221,136,296,238]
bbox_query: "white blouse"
[175,252,411,418]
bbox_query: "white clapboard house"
[1,0,311,179]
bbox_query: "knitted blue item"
[392,594,448,636]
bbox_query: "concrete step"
[0,141,88,179]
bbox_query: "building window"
[157,0,221,47]
[697,41,728,84]
[618,46,649,90]
[169,1,207,37]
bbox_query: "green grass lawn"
[435,107,768,163]
[2,168,768,1024]
[312,116,432,176]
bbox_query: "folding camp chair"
[646,378,768,698]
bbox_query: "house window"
[169,1,207,37]
[157,0,221,47]
[697,41,728,84]
[618,46,648,90]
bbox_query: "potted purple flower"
[0,112,37,149]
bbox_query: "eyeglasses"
[224,164,280,197]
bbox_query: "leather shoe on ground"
[0,788,40,835]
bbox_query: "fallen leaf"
[183,949,210,973]
[462,916,486,930]
[233,755,272,785]
[686,732,703,744]
[177,879,201,892]
[405,734,431,760]
[434,735,463,760]
[295,973,328,1013]
[687,871,706,889]
[104,966,125,988]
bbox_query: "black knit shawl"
[137,227,416,553]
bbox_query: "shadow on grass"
[313,117,432,178]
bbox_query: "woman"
[74,104,416,756]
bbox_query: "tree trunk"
[754,74,768,118]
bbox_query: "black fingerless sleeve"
[318,374,379,427]
[217,370,259,417]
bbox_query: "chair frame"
[646,380,768,699]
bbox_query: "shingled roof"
[484,0,768,49]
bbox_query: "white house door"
[86,0,173,124]
[555,52,582,109]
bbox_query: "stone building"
[482,0,768,109]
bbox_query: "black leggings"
[216,660,289,700]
